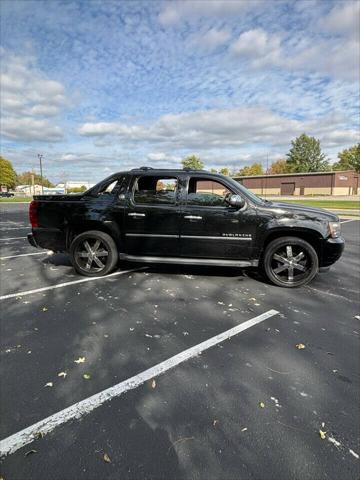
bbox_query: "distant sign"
[339,176,348,180]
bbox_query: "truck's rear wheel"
[263,236,318,288]
[70,230,118,277]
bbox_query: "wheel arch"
[261,227,323,261]
[66,221,121,249]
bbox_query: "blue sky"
[1,0,359,183]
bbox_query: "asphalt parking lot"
[0,203,359,480]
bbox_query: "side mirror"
[227,194,245,209]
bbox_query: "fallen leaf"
[58,371,67,378]
[45,382,53,387]
[354,315,360,321]
[74,357,85,364]
[319,430,327,439]
[42,307,48,312]
[259,402,265,408]
[296,343,306,349]
[103,453,111,463]
[241,427,248,432]
[83,374,91,380]
[213,420,218,427]
[151,379,156,389]
[35,431,44,439]
[25,449,37,456]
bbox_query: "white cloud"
[230,29,282,67]
[0,50,67,142]
[320,2,360,38]
[78,106,357,152]
[2,117,63,142]
[158,0,258,26]
[189,28,231,52]
[229,25,359,81]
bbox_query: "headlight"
[328,221,341,238]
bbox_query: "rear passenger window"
[187,178,233,206]
[133,176,178,205]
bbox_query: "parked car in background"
[27,168,344,287]
[0,192,15,197]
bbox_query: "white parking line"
[0,237,27,241]
[0,309,278,457]
[340,219,359,224]
[0,267,146,300]
[0,251,51,260]
[0,226,30,231]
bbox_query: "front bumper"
[320,236,345,267]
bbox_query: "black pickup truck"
[28,167,344,287]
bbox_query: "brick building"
[233,170,359,196]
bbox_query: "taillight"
[29,201,39,228]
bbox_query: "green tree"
[286,134,329,172]
[181,155,204,170]
[333,144,360,173]
[17,171,54,187]
[67,186,88,193]
[267,159,292,175]
[0,156,17,189]
[219,167,231,176]
[210,168,218,173]
[236,162,264,176]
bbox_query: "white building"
[56,181,94,190]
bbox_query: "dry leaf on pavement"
[296,343,306,349]
[45,382,53,387]
[74,357,85,364]
[58,372,67,378]
[83,374,91,380]
[25,449,37,456]
[42,307,48,312]
[259,402,265,408]
[151,379,156,389]
[103,453,111,463]
[319,430,327,439]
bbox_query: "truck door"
[124,174,181,256]
[180,175,256,260]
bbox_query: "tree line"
[0,157,54,189]
[182,134,360,176]
[1,135,359,189]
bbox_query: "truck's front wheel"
[70,230,118,277]
[263,236,319,288]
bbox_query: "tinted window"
[187,178,233,207]
[133,176,177,205]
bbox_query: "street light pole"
[38,154,44,194]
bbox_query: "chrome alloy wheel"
[75,239,109,272]
[270,245,310,284]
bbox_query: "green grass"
[0,197,32,203]
[279,200,359,209]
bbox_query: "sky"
[0,0,359,184]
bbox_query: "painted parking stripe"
[340,219,359,224]
[0,251,52,260]
[0,267,146,300]
[0,225,30,232]
[0,237,27,241]
[0,309,278,457]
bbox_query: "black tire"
[70,230,118,277]
[263,236,319,288]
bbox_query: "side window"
[187,178,233,207]
[133,176,178,205]
[97,177,124,195]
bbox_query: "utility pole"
[38,154,44,194]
